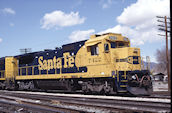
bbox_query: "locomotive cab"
[83,33,153,95]
[106,34,153,95]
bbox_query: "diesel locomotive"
[0,33,153,95]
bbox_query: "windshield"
[111,42,116,48]
[111,42,129,48]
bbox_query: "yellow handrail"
[19,65,39,76]
[18,64,61,76]
[0,70,5,78]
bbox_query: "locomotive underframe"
[0,71,153,96]
[0,77,118,94]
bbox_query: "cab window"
[111,42,129,48]
[111,42,116,48]
[91,45,99,55]
[104,43,109,52]
[118,42,124,47]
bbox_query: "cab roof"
[85,32,129,46]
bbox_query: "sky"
[0,0,170,63]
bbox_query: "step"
[120,80,128,82]
[120,85,127,87]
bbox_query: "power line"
[156,16,170,19]
[157,34,166,37]
[157,16,171,92]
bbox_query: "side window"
[118,42,124,47]
[91,45,99,55]
[104,43,109,52]
[111,42,116,48]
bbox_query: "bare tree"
[154,46,171,75]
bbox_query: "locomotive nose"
[112,47,141,71]
[127,70,153,96]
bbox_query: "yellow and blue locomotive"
[0,33,152,95]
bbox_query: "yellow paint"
[15,73,111,80]
[63,52,75,68]
[120,85,127,87]
[121,80,128,82]
[5,57,18,82]
[0,78,5,80]
[0,70,5,79]
[2,33,142,81]
[38,56,62,70]
[38,52,74,70]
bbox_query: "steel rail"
[0,94,89,113]
[0,90,171,113]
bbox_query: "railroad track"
[150,91,171,99]
[148,94,171,99]
[0,94,87,113]
[0,90,171,113]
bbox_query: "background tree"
[154,46,170,75]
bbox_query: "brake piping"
[133,74,150,87]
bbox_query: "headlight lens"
[132,75,136,80]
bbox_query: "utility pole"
[157,16,171,92]
[146,56,150,71]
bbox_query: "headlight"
[132,75,136,80]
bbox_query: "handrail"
[19,65,40,76]
[0,70,5,78]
